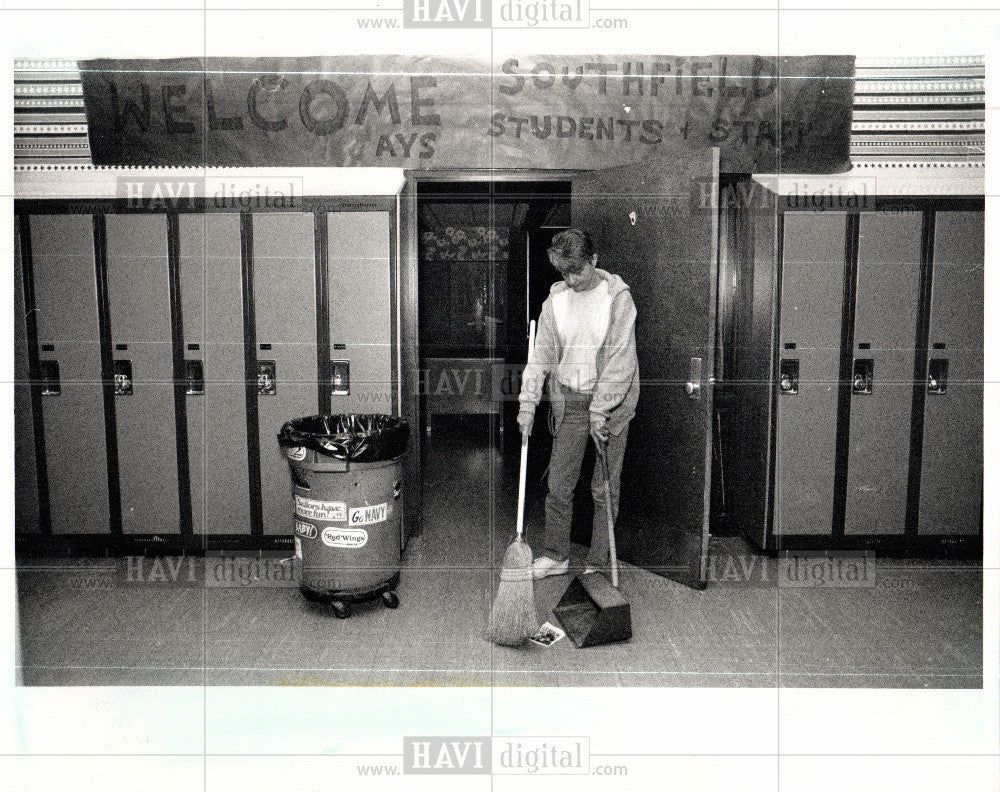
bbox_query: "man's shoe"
[532,556,570,579]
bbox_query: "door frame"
[400,165,723,572]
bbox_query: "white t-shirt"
[551,279,613,393]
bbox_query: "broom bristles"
[487,539,537,647]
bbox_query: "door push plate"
[257,360,276,395]
[927,358,948,395]
[779,359,799,394]
[113,360,133,396]
[685,357,702,400]
[852,359,873,395]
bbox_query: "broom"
[487,320,538,647]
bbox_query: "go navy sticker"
[294,496,347,521]
[321,527,369,548]
[350,502,388,526]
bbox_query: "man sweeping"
[517,228,640,578]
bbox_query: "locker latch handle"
[185,360,204,395]
[779,359,799,395]
[257,360,276,395]
[852,359,873,395]
[39,360,61,396]
[114,360,133,396]
[330,359,350,396]
[927,358,948,395]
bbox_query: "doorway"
[413,178,578,566]
[408,152,721,591]
[415,179,570,442]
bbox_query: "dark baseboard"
[743,531,982,560]
[16,528,980,562]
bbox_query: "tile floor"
[16,416,982,688]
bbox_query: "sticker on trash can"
[321,527,368,548]
[286,446,307,461]
[294,496,347,521]
[349,502,388,526]
[294,520,317,539]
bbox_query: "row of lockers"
[735,207,983,548]
[14,209,395,540]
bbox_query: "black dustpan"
[553,439,632,648]
[553,572,631,647]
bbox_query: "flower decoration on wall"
[422,226,510,261]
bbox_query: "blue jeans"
[542,387,629,566]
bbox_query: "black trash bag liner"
[278,414,409,462]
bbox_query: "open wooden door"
[572,150,719,589]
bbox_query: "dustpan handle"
[515,320,536,542]
[597,439,619,588]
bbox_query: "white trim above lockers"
[752,161,984,198]
[13,166,407,200]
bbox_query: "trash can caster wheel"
[331,601,352,619]
[382,591,399,609]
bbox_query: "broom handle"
[597,440,619,588]
[515,435,529,541]
[515,320,536,542]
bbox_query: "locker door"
[327,211,393,414]
[252,213,318,535]
[14,219,41,532]
[918,211,984,536]
[179,213,250,534]
[774,212,846,536]
[105,215,180,535]
[30,214,110,534]
[844,212,923,535]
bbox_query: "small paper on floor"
[528,621,566,648]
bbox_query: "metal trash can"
[277,414,409,619]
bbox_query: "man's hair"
[548,228,594,274]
